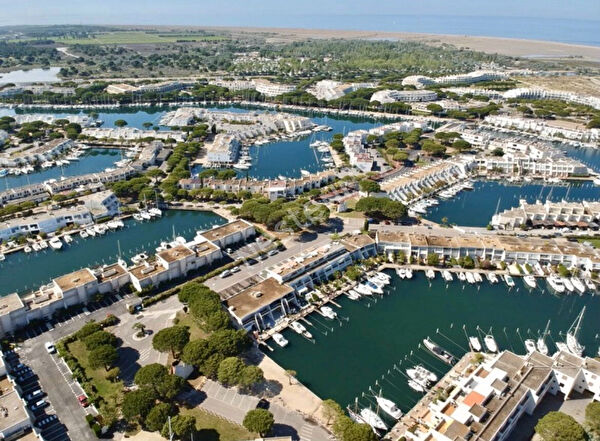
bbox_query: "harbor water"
[269,269,600,413]
[0,209,225,296]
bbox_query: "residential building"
[79,190,120,220]
[198,219,255,249]
[402,70,507,89]
[251,79,296,97]
[370,89,438,103]
[82,127,186,142]
[484,115,599,143]
[503,88,600,110]
[0,205,92,241]
[307,80,376,101]
[0,376,31,440]
[0,183,48,207]
[0,138,74,167]
[205,134,240,166]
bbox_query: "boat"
[537,320,550,356]
[425,269,435,280]
[347,405,365,425]
[473,272,483,283]
[48,237,63,250]
[566,307,585,357]
[32,243,41,252]
[562,278,575,293]
[486,273,499,284]
[0,169,7,177]
[423,338,456,365]
[79,230,89,239]
[131,253,148,265]
[407,365,437,383]
[24,246,32,253]
[442,270,453,282]
[94,225,107,235]
[289,321,312,339]
[355,283,374,296]
[63,234,73,244]
[365,280,383,294]
[466,272,476,284]
[458,272,467,282]
[469,336,482,352]
[133,213,144,222]
[346,290,361,300]
[375,272,391,283]
[86,227,97,237]
[408,380,426,393]
[504,275,515,288]
[405,269,413,279]
[395,268,406,279]
[584,278,596,291]
[320,306,337,320]
[360,408,387,431]
[546,275,566,294]
[570,277,586,295]
[149,208,162,217]
[523,275,537,289]
[524,339,537,354]
[300,169,310,177]
[375,396,402,420]
[272,333,288,348]
[39,240,48,250]
[484,335,499,353]
[556,342,570,353]
[140,211,152,221]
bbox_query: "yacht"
[375,396,402,420]
[79,230,89,239]
[405,269,413,279]
[272,333,288,348]
[584,278,596,291]
[300,169,310,177]
[523,275,537,289]
[407,365,437,383]
[149,208,162,217]
[365,280,383,294]
[556,342,570,353]
[425,269,435,280]
[466,272,476,284]
[320,306,337,320]
[562,278,575,293]
[48,237,63,250]
[504,275,515,288]
[570,277,586,295]
[289,321,313,339]
[469,336,482,352]
[140,211,152,221]
[395,268,406,279]
[86,227,97,237]
[534,262,546,276]
[24,246,32,253]
[94,225,107,235]
[131,253,148,265]
[524,339,537,354]
[375,272,391,283]
[346,290,361,300]
[0,169,7,177]
[423,338,456,365]
[473,272,483,283]
[63,234,73,244]
[487,273,499,284]
[484,335,499,353]
[442,270,453,282]
[32,243,41,252]
[360,408,387,431]
[546,275,566,294]
[566,307,585,357]
[0,253,5,262]
[355,283,374,296]
[537,320,551,356]
[39,240,48,250]
[408,380,426,393]
[458,272,467,282]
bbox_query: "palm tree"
[285,369,297,385]
[133,322,146,337]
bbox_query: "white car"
[44,342,56,354]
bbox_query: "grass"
[69,340,123,403]
[176,311,209,341]
[54,31,227,45]
[577,238,600,248]
[180,407,255,441]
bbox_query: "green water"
[0,210,225,296]
[269,269,600,415]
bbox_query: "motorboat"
[289,321,312,339]
[375,396,402,420]
[272,333,288,348]
[24,246,32,253]
[469,336,482,352]
[423,338,456,365]
[458,272,467,282]
[405,269,413,279]
[79,230,89,239]
[94,225,107,235]
[133,213,144,222]
[466,272,476,284]
[566,307,585,357]
[407,365,437,383]
[473,272,483,283]
[32,243,41,252]
[523,275,537,289]
[487,273,499,284]
[320,306,337,320]
[131,253,148,265]
[365,280,383,294]
[524,339,537,354]
[86,227,97,237]
[504,275,515,288]
[408,380,426,393]
[48,237,63,250]
[140,211,152,221]
[395,268,406,279]
[546,275,565,294]
[584,278,596,291]
[484,335,499,353]
[346,290,361,300]
[346,406,365,425]
[39,240,48,250]
[556,342,570,353]
[360,408,387,431]
[425,269,435,280]
[149,208,162,217]
[375,272,391,284]
[442,270,453,282]
[63,234,73,244]
[562,278,575,293]
[570,277,586,295]
[355,283,374,296]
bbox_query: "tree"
[133,322,146,338]
[586,401,600,436]
[285,369,297,385]
[427,253,440,266]
[75,321,102,340]
[342,421,378,441]
[142,122,153,129]
[240,365,264,388]
[122,387,157,422]
[345,266,362,282]
[355,197,407,220]
[83,330,117,350]
[152,326,190,358]
[182,339,211,367]
[452,139,471,151]
[145,403,173,432]
[88,344,118,371]
[535,412,586,441]
[217,357,245,386]
[114,119,128,127]
[162,414,197,440]
[243,409,274,436]
[426,103,443,115]
[322,399,343,424]
[135,363,184,400]
[359,179,381,195]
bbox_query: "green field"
[180,407,255,441]
[55,31,227,45]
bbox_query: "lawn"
[55,31,227,45]
[176,311,209,341]
[68,340,123,403]
[578,238,600,248]
[180,407,255,441]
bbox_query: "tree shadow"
[180,389,208,407]
[271,423,299,440]
[115,346,141,384]
[197,428,220,441]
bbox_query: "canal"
[269,269,600,414]
[0,209,225,296]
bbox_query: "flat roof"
[53,268,96,292]
[190,240,221,258]
[201,220,252,243]
[129,262,168,281]
[341,234,375,251]
[0,293,25,315]
[225,278,293,320]
[97,263,128,283]
[0,377,29,431]
[268,242,345,278]
[157,244,194,264]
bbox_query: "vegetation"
[586,401,600,437]
[535,411,586,441]
[355,197,407,220]
[243,409,274,436]
[238,197,330,231]
[152,325,190,358]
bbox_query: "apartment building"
[403,70,506,89]
[251,79,296,97]
[0,138,74,167]
[504,88,600,110]
[484,115,599,142]
[476,152,589,178]
[82,127,186,142]
[206,134,240,166]
[370,89,438,103]
[198,219,255,249]
[105,81,190,95]
[79,190,120,220]
[0,183,48,207]
[0,205,92,241]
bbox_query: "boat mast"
[541,319,551,341]
[570,307,586,338]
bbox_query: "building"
[156,241,222,281]
[79,190,120,220]
[0,183,48,207]
[484,115,599,143]
[476,152,589,178]
[0,138,74,167]
[205,134,240,166]
[208,79,255,91]
[198,219,255,249]
[82,127,186,142]
[251,79,296,97]
[0,376,31,440]
[105,83,139,94]
[0,205,92,241]
[106,81,190,95]
[307,80,376,101]
[45,166,136,195]
[503,88,600,110]
[402,70,507,89]
[370,89,438,103]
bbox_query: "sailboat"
[537,320,550,355]
[566,307,585,357]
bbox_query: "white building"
[251,79,296,97]
[504,87,600,110]
[0,138,74,167]
[370,89,438,103]
[0,205,92,241]
[403,70,507,89]
[79,190,120,220]
[307,80,376,101]
[206,134,240,166]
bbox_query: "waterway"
[426,180,600,227]
[269,269,600,414]
[1,148,121,190]
[0,67,61,85]
[0,209,225,296]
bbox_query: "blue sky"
[1,0,599,26]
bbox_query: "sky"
[1,0,599,26]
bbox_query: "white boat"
[425,269,435,279]
[487,273,499,284]
[423,338,456,365]
[546,275,566,294]
[584,278,596,291]
[131,253,148,265]
[272,333,288,348]
[466,272,476,284]
[375,396,402,420]
[405,269,413,279]
[570,277,586,295]
[473,272,483,283]
[556,342,570,353]
[360,408,387,431]
[94,225,107,235]
[39,240,48,250]
[79,230,89,239]
[63,234,73,244]
[355,283,374,296]
[566,307,585,357]
[133,213,144,222]
[407,365,437,383]
[365,280,383,294]
[458,272,467,282]
[24,246,32,253]
[0,169,7,177]
[442,270,453,282]
[86,227,97,237]
[32,243,41,252]
[140,211,152,221]
[346,290,361,300]
[0,252,5,262]
[320,306,337,320]
[562,278,575,293]
[408,380,426,393]
[289,321,312,339]
[524,339,537,354]
[300,169,310,177]
[504,275,515,288]
[375,272,391,283]
[484,335,499,353]
[523,275,537,289]
[48,237,63,250]
[537,320,550,356]
[469,336,482,352]
[149,208,162,217]
[395,268,406,279]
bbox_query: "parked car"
[25,389,44,402]
[267,250,278,257]
[29,399,48,411]
[36,414,57,428]
[45,342,56,354]
[78,395,89,407]
[220,270,231,278]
